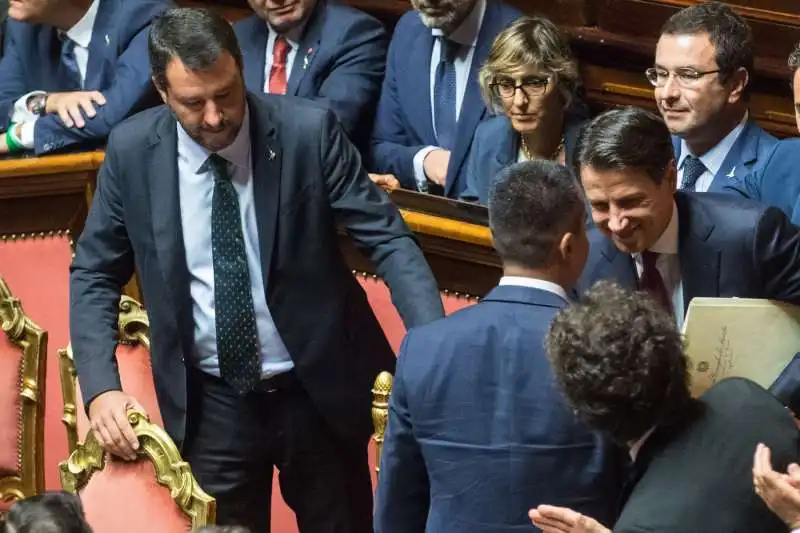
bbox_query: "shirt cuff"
[11,91,46,124]
[413,146,438,192]
[13,120,37,149]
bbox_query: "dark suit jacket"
[577,191,800,309]
[235,0,387,152]
[375,285,625,533]
[369,0,521,198]
[723,138,800,226]
[672,120,777,193]
[460,114,586,204]
[614,378,800,533]
[0,0,167,154]
[69,93,445,447]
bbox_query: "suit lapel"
[675,193,720,309]
[598,237,638,288]
[709,121,759,192]
[287,2,325,97]
[493,119,518,168]
[247,94,282,293]
[403,27,436,144]
[241,18,269,93]
[83,0,114,89]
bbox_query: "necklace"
[521,134,565,162]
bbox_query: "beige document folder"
[682,298,800,397]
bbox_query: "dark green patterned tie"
[208,154,261,394]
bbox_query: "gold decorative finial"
[371,371,393,477]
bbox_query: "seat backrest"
[0,277,47,509]
[60,297,163,454]
[59,410,215,533]
[370,371,394,480]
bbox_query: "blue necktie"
[208,154,261,394]
[434,37,459,150]
[681,155,706,191]
[60,35,81,89]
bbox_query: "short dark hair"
[545,281,690,444]
[4,492,92,533]
[148,7,243,91]
[661,2,753,94]
[789,42,800,76]
[488,159,584,269]
[576,107,674,184]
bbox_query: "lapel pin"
[104,34,110,45]
[268,147,276,160]
[726,166,736,179]
[303,48,313,70]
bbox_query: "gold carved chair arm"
[59,410,216,529]
[371,371,394,478]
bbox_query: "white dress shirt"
[176,107,294,378]
[678,112,748,193]
[633,201,684,327]
[412,0,486,190]
[10,0,100,149]
[498,275,570,303]
[262,22,305,93]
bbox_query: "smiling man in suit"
[575,107,800,327]
[369,0,521,197]
[650,2,776,193]
[0,0,168,155]
[234,0,387,152]
[69,8,444,533]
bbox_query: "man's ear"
[664,159,678,191]
[153,77,168,104]
[558,231,574,263]
[727,67,749,105]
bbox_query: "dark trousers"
[183,368,373,533]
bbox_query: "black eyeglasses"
[645,67,721,88]
[490,75,553,99]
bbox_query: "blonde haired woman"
[461,16,587,204]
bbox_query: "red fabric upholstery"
[356,275,477,353]
[0,235,72,490]
[0,331,21,477]
[75,344,164,444]
[80,459,191,533]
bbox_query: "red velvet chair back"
[59,411,215,533]
[0,277,47,511]
[0,233,73,491]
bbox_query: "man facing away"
[375,160,626,533]
[69,7,444,533]
[0,0,168,155]
[530,281,800,533]
[650,1,776,193]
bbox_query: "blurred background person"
[2,491,93,533]
[460,15,587,205]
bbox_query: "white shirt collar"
[430,0,486,47]
[647,201,679,255]
[65,0,100,48]
[498,276,570,303]
[176,104,252,174]
[678,111,748,177]
[629,426,656,461]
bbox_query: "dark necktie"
[639,251,673,315]
[208,154,261,394]
[433,37,459,150]
[680,155,706,191]
[268,37,289,95]
[60,35,81,89]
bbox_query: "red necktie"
[640,251,673,314]
[268,37,289,95]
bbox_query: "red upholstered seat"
[60,411,215,533]
[0,234,72,491]
[0,277,47,508]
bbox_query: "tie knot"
[207,154,230,180]
[273,37,290,65]
[439,37,460,63]
[642,250,660,269]
[681,155,706,190]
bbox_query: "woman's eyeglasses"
[491,75,553,99]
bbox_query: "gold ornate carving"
[59,410,216,529]
[0,277,46,504]
[0,230,75,250]
[351,270,480,302]
[371,371,393,477]
[59,297,150,455]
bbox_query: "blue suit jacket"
[460,114,586,204]
[722,139,800,225]
[0,0,168,154]
[369,1,521,198]
[234,0,387,151]
[375,285,625,533]
[576,191,800,308]
[672,120,777,193]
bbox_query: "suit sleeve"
[459,132,482,203]
[322,108,445,328]
[32,3,165,154]
[753,207,800,304]
[721,170,762,202]
[69,132,134,407]
[0,30,31,123]
[311,14,387,138]
[374,333,430,533]
[369,27,430,190]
